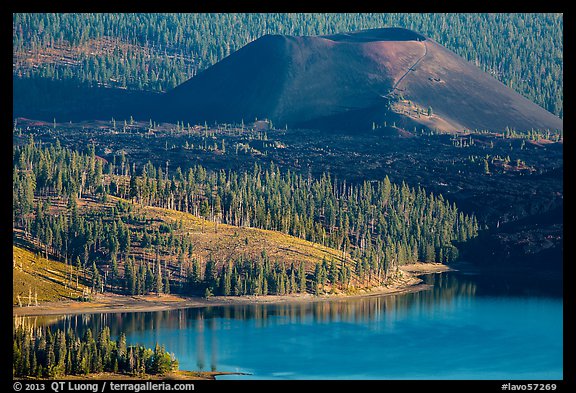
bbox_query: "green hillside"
[13,245,88,306]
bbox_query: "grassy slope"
[107,196,373,290]
[13,246,88,306]
[144,203,349,269]
[122,197,366,286]
[13,194,372,307]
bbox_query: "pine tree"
[91,261,102,293]
[328,259,337,284]
[125,258,136,295]
[145,263,154,293]
[223,267,232,296]
[289,265,296,294]
[75,256,82,289]
[313,263,320,295]
[164,270,170,294]
[204,258,216,290]
[298,262,306,293]
[111,254,119,289]
[155,259,163,295]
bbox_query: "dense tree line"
[127,160,478,267]
[186,253,308,297]
[13,13,562,116]
[13,137,477,295]
[13,326,178,378]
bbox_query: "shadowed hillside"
[152,28,562,133]
[13,245,88,305]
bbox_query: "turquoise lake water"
[22,270,563,380]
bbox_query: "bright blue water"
[25,270,563,380]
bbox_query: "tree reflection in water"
[14,269,561,376]
[14,272,478,367]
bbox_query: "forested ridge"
[13,13,563,117]
[13,137,477,296]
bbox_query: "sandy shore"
[16,370,247,380]
[400,262,455,274]
[13,263,453,317]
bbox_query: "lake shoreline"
[14,370,247,381]
[13,263,453,317]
